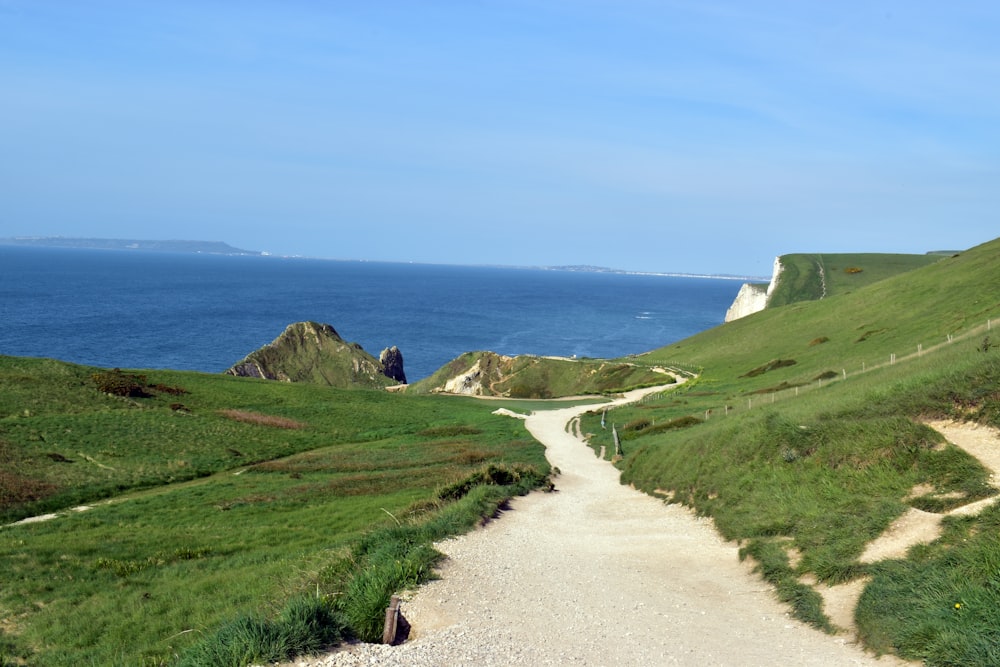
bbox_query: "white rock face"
[724,257,783,322]
[724,283,768,322]
[443,359,484,394]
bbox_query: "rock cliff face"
[724,257,783,322]
[379,346,406,384]
[225,321,405,389]
[724,283,769,322]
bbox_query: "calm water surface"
[0,246,741,381]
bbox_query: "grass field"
[0,361,551,665]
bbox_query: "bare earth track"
[294,386,911,666]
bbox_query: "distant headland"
[0,236,766,280]
[0,236,263,256]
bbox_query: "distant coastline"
[0,236,263,256]
[0,236,767,281]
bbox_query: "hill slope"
[767,252,947,307]
[582,236,1000,665]
[726,251,945,321]
[226,321,403,389]
[408,350,673,398]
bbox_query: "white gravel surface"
[287,386,909,667]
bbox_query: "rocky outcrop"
[724,257,783,322]
[226,322,404,390]
[379,346,406,384]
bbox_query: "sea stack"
[379,346,407,384]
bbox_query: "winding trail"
[302,386,906,666]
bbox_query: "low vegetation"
[581,237,1000,665]
[0,360,549,666]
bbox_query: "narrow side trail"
[303,387,906,666]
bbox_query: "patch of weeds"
[217,409,306,430]
[418,425,483,437]
[740,359,797,378]
[622,416,703,439]
[95,547,212,577]
[91,369,150,397]
[856,328,888,343]
[0,470,60,508]
[437,464,542,502]
[751,381,806,395]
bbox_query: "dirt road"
[301,386,907,666]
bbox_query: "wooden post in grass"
[383,595,400,644]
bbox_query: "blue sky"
[2,1,998,276]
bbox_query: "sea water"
[0,246,742,381]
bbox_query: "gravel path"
[289,387,906,666]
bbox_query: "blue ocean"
[0,246,741,382]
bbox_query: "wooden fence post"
[383,595,401,644]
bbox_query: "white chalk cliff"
[724,257,783,322]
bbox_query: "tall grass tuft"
[334,465,547,642]
[176,596,343,667]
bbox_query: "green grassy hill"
[583,236,1000,665]
[408,351,671,397]
[767,251,946,307]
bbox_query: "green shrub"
[91,368,149,397]
[437,463,540,501]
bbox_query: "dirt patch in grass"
[218,409,307,429]
[740,359,797,378]
[0,471,60,509]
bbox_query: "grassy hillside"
[225,321,399,389]
[0,360,551,665]
[583,237,1000,665]
[767,252,945,307]
[408,351,671,397]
